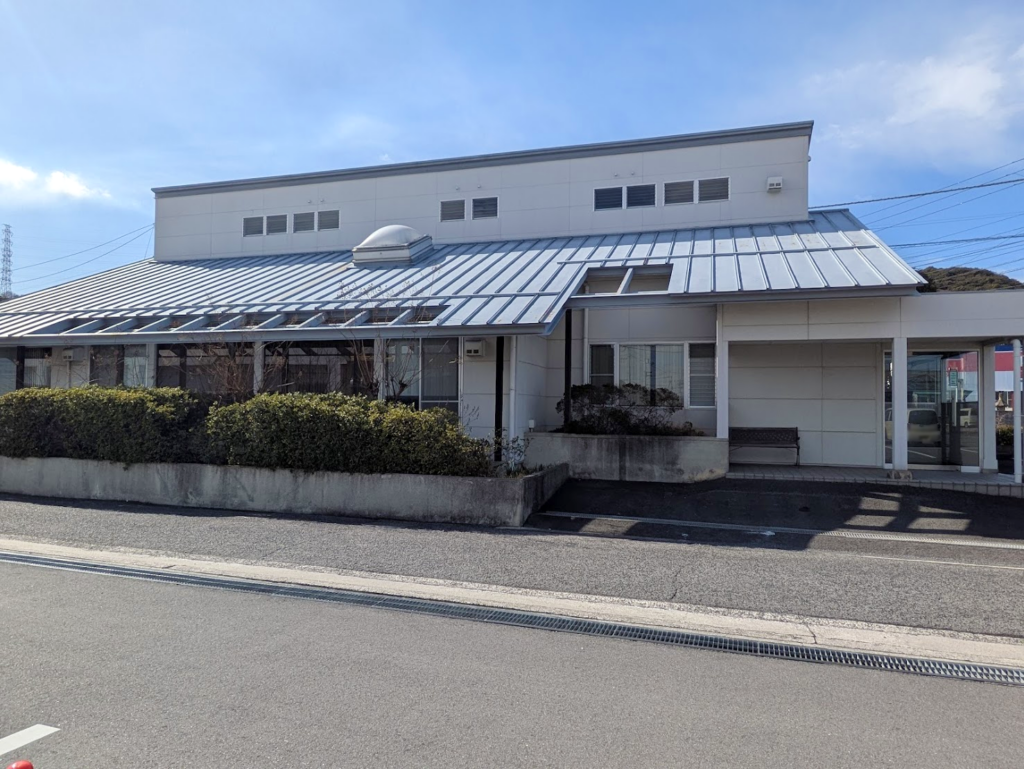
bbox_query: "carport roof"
[0,209,924,344]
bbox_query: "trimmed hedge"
[0,387,493,477]
[206,393,492,476]
[0,387,210,464]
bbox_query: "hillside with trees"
[918,266,1024,292]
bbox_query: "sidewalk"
[0,485,1022,639]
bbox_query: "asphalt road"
[0,484,1022,638]
[2,562,1022,768]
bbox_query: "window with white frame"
[23,348,52,388]
[589,342,716,407]
[385,337,459,412]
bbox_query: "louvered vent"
[242,216,263,236]
[594,187,623,210]
[440,200,465,221]
[626,184,656,208]
[318,210,340,230]
[664,181,694,205]
[266,214,287,235]
[293,212,315,232]
[698,177,729,202]
[472,197,498,219]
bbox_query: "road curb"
[1,536,1021,669]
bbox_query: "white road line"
[0,724,60,757]
[857,554,1024,571]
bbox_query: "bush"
[556,383,702,436]
[0,387,210,463]
[205,393,493,476]
[997,425,1017,448]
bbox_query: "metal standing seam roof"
[0,209,924,343]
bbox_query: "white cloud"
[44,170,110,199]
[0,159,38,189]
[0,159,112,204]
[804,34,1024,165]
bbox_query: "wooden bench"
[729,427,800,466]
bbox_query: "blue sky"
[2,0,1024,292]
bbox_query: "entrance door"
[884,350,980,468]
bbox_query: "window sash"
[588,342,716,408]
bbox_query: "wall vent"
[594,187,623,210]
[626,184,656,208]
[293,212,315,232]
[664,180,695,205]
[698,177,729,202]
[440,200,466,221]
[242,216,263,236]
[472,197,498,219]
[266,214,287,235]
[318,210,340,230]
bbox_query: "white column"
[508,335,518,440]
[1014,338,1022,484]
[253,342,265,394]
[891,337,909,473]
[981,344,998,472]
[716,340,729,440]
[145,343,157,388]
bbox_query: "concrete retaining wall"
[0,456,568,527]
[525,432,728,483]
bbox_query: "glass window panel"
[421,338,459,409]
[123,345,148,387]
[619,345,652,390]
[386,339,420,403]
[90,346,120,387]
[653,344,685,403]
[23,348,52,388]
[688,343,716,407]
[0,348,15,394]
[589,344,614,388]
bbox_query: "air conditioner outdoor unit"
[61,348,84,362]
[464,339,486,357]
[766,176,784,193]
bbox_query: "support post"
[494,336,504,462]
[891,337,910,475]
[14,346,24,389]
[1014,338,1022,484]
[253,342,266,394]
[982,344,998,472]
[563,310,572,427]
[716,340,729,440]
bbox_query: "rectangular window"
[242,216,263,236]
[263,341,374,396]
[157,346,185,388]
[293,212,315,232]
[472,197,498,219]
[594,187,623,210]
[590,343,715,407]
[23,348,52,388]
[698,177,729,202]
[266,214,288,235]
[440,200,466,221]
[123,344,148,387]
[0,348,16,394]
[664,180,695,205]
[626,184,656,208]
[317,209,340,230]
[420,338,459,412]
[90,346,121,387]
[689,343,716,406]
[589,344,614,388]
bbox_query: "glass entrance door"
[884,350,980,467]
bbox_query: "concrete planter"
[524,431,728,483]
[0,456,568,527]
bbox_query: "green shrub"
[205,393,493,476]
[0,387,210,463]
[555,383,702,436]
[997,425,1016,448]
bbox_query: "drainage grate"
[2,550,1022,687]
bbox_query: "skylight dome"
[352,225,433,264]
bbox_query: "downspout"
[563,310,573,426]
[508,335,518,441]
[494,336,505,462]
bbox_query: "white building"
[0,121,1021,479]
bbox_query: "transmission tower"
[1,224,11,300]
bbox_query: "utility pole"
[1,224,12,300]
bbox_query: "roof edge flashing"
[152,121,815,198]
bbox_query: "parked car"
[885,408,941,446]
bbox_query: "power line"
[14,228,153,286]
[815,177,1024,208]
[868,178,1024,229]
[893,233,1024,248]
[11,223,153,271]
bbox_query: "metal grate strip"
[1,550,1021,687]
